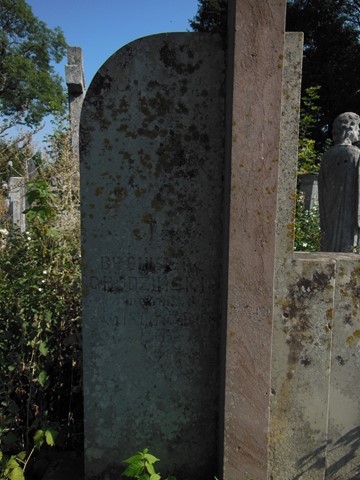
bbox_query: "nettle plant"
[121,449,252,480]
[122,449,176,480]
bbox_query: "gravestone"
[8,177,26,232]
[298,173,319,210]
[80,1,360,478]
[80,33,225,480]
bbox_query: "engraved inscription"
[83,255,220,330]
[83,255,218,296]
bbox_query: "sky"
[23,1,199,145]
[28,0,199,93]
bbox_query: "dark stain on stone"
[300,357,311,367]
[137,127,159,139]
[118,97,129,113]
[335,355,346,366]
[163,264,172,274]
[105,186,128,209]
[176,102,189,114]
[147,80,160,89]
[159,43,177,68]
[148,92,170,117]
[140,296,155,310]
[344,315,354,326]
[117,124,128,133]
[151,192,165,211]
[86,73,113,130]
[89,72,112,99]
[159,43,202,75]
[282,269,333,372]
[139,261,156,275]
[105,286,123,294]
[295,271,332,300]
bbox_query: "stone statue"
[318,112,360,252]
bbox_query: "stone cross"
[66,47,85,157]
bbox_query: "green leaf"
[144,453,159,465]
[48,227,61,237]
[15,452,26,462]
[146,463,156,475]
[122,462,143,478]
[37,370,48,386]
[150,474,161,480]
[39,341,49,356]
[123,453,142,464]
[33,429,45,449]
[6,457,20,469]
[9,465,25,480]
[45,428,58,447]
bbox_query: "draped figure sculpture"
[319,112,360,252]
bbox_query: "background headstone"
[298,173,319,210]
[8,176,26,232]
[80,33,225,480]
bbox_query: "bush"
[0,131,82,461]
[294,192,321,252]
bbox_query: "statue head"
[332,112,360,145]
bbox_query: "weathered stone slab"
[269,28,360,480]
[80,33,225,480]
[271,254,360,479]
[271,256,335,480]
[276,32,304,262]
[223,1,286,478]
[326,259,360,479]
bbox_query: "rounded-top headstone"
[80,33,225,480]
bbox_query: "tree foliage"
[189,0,228,37]
[286,0,360,145]
[0,0,67,130]
[297,86,331,173]
[191,1,360,145]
